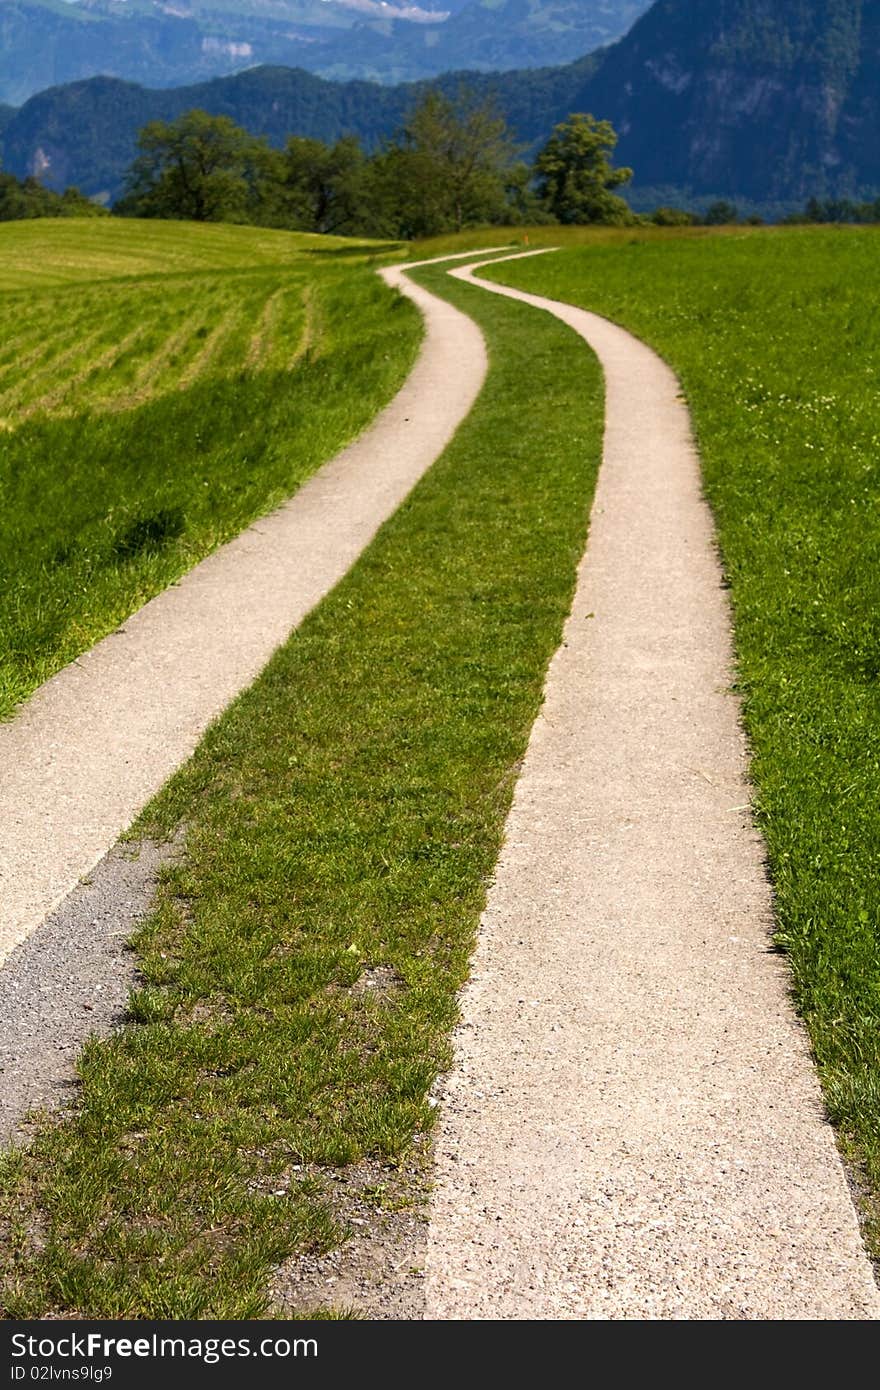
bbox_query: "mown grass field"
[483,226,880,1254]
[0,242,605,1317]
[3,218,880,1316]
[0,219,419,717]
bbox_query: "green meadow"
[0,219,419,717]
[2,218,880,1314]
[0,239,605,1318]
[485,226,880,1251]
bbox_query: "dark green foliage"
[266,135,387,238]
[117,96,543,237]
[789,193,880,222]
[375,89,520,237]
[0,170,104,221]
[703,200,739,225]
[650,205,697,225]
[116,110,275,223]
[534,112,633,224]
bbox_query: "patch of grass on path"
[0,260,605,1318]
[484,226,880,1251]
[0,221,415,718]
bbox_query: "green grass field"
[483,225,880,1253]
[0,219,418,717]
[0,245,606,1317]
[3,218,880,1314]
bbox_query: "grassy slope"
[0,220,366,290]
[0,220,417,717]
[484,226,880,1250]
[0,255,605,1318]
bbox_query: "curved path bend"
[419,252,880,1320]
[0,251,493,970]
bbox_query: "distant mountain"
[0,0,650,104]
[295,0,651,84]
[571,0,880,203]
[3,0,878,208]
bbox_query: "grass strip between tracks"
[0,258,604,1317]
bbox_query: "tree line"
[113,94,636,235]
[0,170,107,222]
[784,195,880,225]
[3,89,880,232]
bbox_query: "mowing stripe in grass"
[0,258,604,1319]
[246,288,285,371]
[0,230,416,719]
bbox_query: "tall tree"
[118,110,273,223]
[379,88,517,238]
[534,113,633,225]
[270,135,386,237]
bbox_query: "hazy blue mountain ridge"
[0,0,650,103]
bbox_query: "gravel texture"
[0,838,179,1146]
[0,251,490,969]
[269,1151,431,1320]
[417,254,880,1320]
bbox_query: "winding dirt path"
[419,253,880,1320]
[0,252,492,969]
[3,246,877,1319]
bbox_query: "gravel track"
[0,839,178,1147]
[418,253,880,1320]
